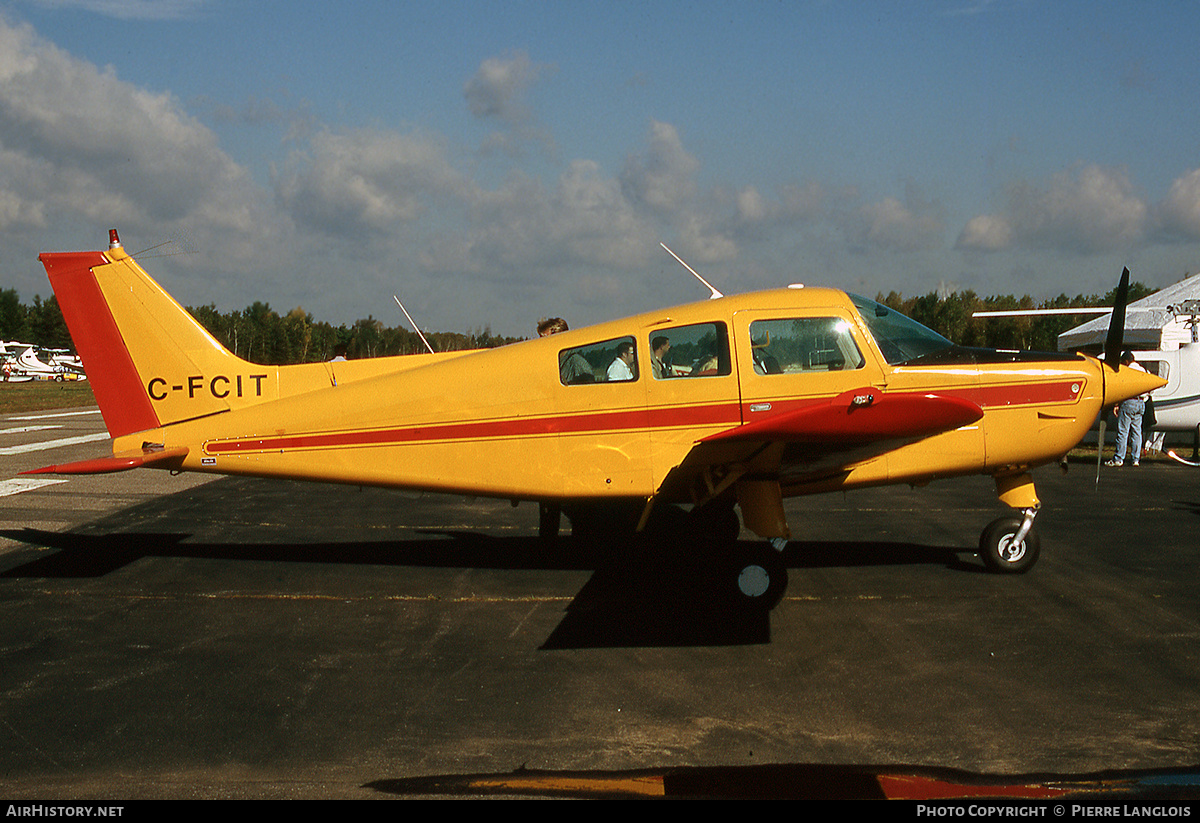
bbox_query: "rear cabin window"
[558,336,639,385]
[748,318,865,375]
[647,322,731,379]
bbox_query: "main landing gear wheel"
[979,515,1040,574]
[725,544,788,612]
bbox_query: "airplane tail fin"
[39,230,252,439]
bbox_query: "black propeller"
[1103,267,1130,371]
[1097,266,1131,483]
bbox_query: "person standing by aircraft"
[537,317,568,337]
[1107,351,1149,467]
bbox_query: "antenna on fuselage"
[660,242,723,300]
[393,295,436,355]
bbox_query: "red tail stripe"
[39,252,160,438]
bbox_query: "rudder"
[40,231,258,438]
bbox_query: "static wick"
[393,295,436,355]
[660,242,723,300]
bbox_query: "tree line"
[0,281,1157,364]
[874,281,1155,353]
[0,289,74,349]
[186,302,521,364]
[0,288,521,363]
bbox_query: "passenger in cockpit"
[607,341,636,381]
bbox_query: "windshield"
[848,293,955,365]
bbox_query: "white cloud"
[957,214,1013,251]
[1159,168,1200,239]
[676,215,737,264]
[854,194,944,252]
[620,120,699,214]
[24,0,208,21]
[464,51,544,123]
[462,51,555,158]
[0,17,260,237]
[420,159,657,277]
[722,181,844,246]
[275,129,470,237]
[957,165,1149,253]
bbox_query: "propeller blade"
[1103,267,1130,371]
[1096,417,1106,486]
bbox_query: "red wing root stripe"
[969,380,1083,408]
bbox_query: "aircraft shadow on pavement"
[1173,499,1200,518]
[0,527,974,649]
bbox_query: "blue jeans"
[1115,398,1145,463]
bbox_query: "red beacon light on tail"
[108,229,121,250]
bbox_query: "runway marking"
[19,589,579,604]
[0,478,69,497]
[0,432,109,456]
[6,410,101,421]
[0,425,63,435]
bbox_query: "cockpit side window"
[558,336,639,385]
[748,317,865,375]
[648,322,731,379]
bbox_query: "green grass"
[0,380,97,414]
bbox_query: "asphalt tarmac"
[1,407,1199,799]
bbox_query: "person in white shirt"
[607,342,636,381]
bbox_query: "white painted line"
[0,432,109,456]
[0,477,69,497]
[7,410,102,421]
[0,425,63,436]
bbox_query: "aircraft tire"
[725,544,788,612]
[978,516,1040,574]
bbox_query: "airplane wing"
[702,387,982,446]
[656,387,984,505]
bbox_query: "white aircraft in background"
[0,342,86,381]
[976,291,1200,465]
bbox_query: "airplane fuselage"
[105,284,1105,510]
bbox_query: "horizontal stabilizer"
[704,388,983,445]
[22,446,188,476]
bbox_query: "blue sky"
[2,0,1199,337]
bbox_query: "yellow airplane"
[27,230,1163,611]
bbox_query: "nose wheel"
[979,512,1040,574]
